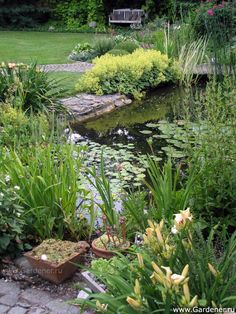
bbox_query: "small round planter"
[92,238,130,259]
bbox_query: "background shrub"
[114,41,140,53]
[93,37,115,56]
[186,78,236,229]
[76,49,181,99]
[107,49,129,56]
[193,1,236,46]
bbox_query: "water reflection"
[71,85,192,153]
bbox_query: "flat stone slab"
[0,279,81,314]
[39,62,93,73]
[61,93,132,122]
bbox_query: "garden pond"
[71,84,204,205]
[72,84,203,156]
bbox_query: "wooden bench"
[109,9,145,25]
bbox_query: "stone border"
[60,93,132,123]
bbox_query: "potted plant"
[25,239,89,284]
[92,216,130,259]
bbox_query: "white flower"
[171,226,178,234]
[14,186,20,190]
[0,192,4,198]
[41,254,48,261]
[170,273,185,284]
[174,213,183,224]
[5,175,10,182]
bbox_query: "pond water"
[71,85,191,154]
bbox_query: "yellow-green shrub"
[76,49,181,99]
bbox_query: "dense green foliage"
[0,63,64,113]
[0,179,26,256]
[77,215,236,312]
[2,144,91,241]
[193,1,236,45]
[76,49,181,98]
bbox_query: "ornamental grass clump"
[0,62,65,113]
[76,48,181,99]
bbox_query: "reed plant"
[3,144,90,240]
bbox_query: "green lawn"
[48,71,82,96]
[0,31,97,64]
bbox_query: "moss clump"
[31,239,82,263]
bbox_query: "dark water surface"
[71,85,194,153]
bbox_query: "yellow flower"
[189,295,198,307]
[173,208,193,233]
[146,227,153,237]
[181,264,189,277]
[96,300,108,312]
[208,263,219,277]
[155,225,164,244]
[126,297,141,310]
[134,279,141,295]
[137,253,144,268]
[151,262,163,276]
[170,273,185,285]
[183,282,190,303]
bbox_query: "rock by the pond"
[61,93,132,123]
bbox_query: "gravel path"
[39,62,93,73]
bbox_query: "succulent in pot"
[25,239,89,284]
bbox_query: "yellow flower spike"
[208,263,218,277]
[143,235,148,243]
[152,272,165,285]
[155,225,164,244]
[181,264,189,277]
[189,295,198,307]
[150,273,156,284]
[151,262,163,276]
[148,220,155,229]
[96,300,108,312]
[183,282,190,303]
[134,279,141,296]
[146,228,153,238]
[159,219,164,230]
[161,266,172,281]
[126,297,141,310]
[137,253,144,268]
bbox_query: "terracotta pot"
[92,238,130,259]
[24,241,89,284]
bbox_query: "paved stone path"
[39,62,93,73]
[0,279,88,314]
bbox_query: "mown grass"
[48,71,83,96]
[0,31,97,64]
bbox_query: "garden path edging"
[60,93,132,123]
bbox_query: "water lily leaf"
[140,130,152,135]
[146,123,159,128]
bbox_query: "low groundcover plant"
[76,48,181,99]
